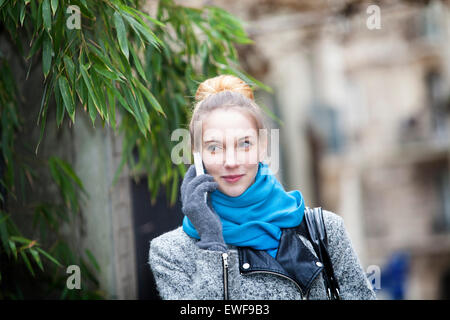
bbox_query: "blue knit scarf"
[182,161,305,258]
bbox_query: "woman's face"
[200,108,265,197]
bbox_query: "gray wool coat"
[148,210,376,300]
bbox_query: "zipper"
[222,252,229,300]
[241,269,309,300]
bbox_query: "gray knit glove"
[180,165,227,252]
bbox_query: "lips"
[222,174,244,183]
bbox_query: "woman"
[149,75,376,300]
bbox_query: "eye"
[207,144,221,153]
[239,140,252,149]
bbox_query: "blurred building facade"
[19,0,446,299]
[195,0,450,299]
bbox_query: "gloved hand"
[180,165,227,252]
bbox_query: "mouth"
[221,174,245,183]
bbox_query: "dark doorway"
[130,175,184,300]
[440,267,450,299]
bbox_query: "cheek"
[246,165,259,183]
[202,160,221,177]
[239,149,259,164]
[202,150,224,166]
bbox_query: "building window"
[433,168,450,233]
[425,70,448,140]
[310,103,344,154]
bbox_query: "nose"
[224,147,238,168]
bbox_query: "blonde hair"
[189,74,268,152]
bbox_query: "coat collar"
[237,219,323,294]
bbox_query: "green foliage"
[0,0,273,298]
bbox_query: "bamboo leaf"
[36,247,62,268]
[114,11,129,59]
[87,43,125,80]
[123,86,147,136]
[55,78,65,127]
[20,1,26,26]
[135,80,166,118]
[63,56,75,82]
[104,82,135,117]
[133,83,150,132]
[51,0,58,15]
[80,64,103,119]
[93,64,120,81]
[42,32,52,78]
[107,87,117,130]
[91,73,107,121]
[58,75,75,123]
[129,45,147,82]
[10,236,34,245]
[20,250,35,277]
[42,0,51,31]
[29,248,44,271]
[27,30,44,61]
[85,249,100,272]
[75,73,87,106]
[35,92,49,155]
[8,240,17,260]
[48,157,61,187]
[87,91,97,126]
[52,157,85,192]
[122,13,162,50]
[116,3,165,28]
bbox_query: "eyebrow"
[204,136,253,144]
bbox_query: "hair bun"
[195,74,254,102]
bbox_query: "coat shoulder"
[321,209,344,229]
[320,209,349,248]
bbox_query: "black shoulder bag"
[304,206,341,300]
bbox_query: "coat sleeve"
[323,210,377,300]
[148,234,197,300]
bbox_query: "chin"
[219,185,246,197]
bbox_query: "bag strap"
[304,206,341,300]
